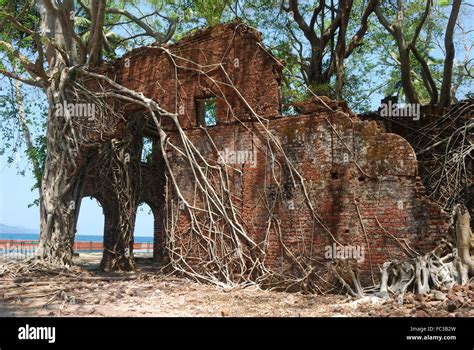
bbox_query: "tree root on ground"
[330,204,473,302]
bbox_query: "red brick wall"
[92,22,449,275]
[165,109,449,273]
[105,22,283,130]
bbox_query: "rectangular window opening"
[141,136,153,164]
[195,96,217,127]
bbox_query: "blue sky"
[0,159,155,236]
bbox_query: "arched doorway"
[75,197,105,262]
[134,202,154,257]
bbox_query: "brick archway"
[135,201,164,263]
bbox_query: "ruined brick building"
[82,22,448,277]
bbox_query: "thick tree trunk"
[37,174,80,266]
[34,1,83,266]
[7,0,175,271]
[100,198,136,272]
[455,205,474,276]
[36,88,85,266]
[307,53,331,96]
[98,125,140,271]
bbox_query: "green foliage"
[0,0,40,52]
[351,0,465,105]
[0,77,47,205]
[193,0,226,26]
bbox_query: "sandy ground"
[0,253,472,317]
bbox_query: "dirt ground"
[0,253,472,317]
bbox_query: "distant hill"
[0,223,38,234]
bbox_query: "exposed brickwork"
[104,21,283,130]
[85,22,449,274]
[166,109,448,272]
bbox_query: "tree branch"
[0,69,43,88]
[321,0,348,46]
[409,44,438,104]
[88,0,106,65]
[406,0,437,104]
[345,0,377,58]
[374,2,395,35]
[411,0,432,46]
[309,0,324,31]
[285,0,318,44]
[105,8,177,45]
[0,11,48,80]
[0,40,45,84]
[439,0,462,107]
